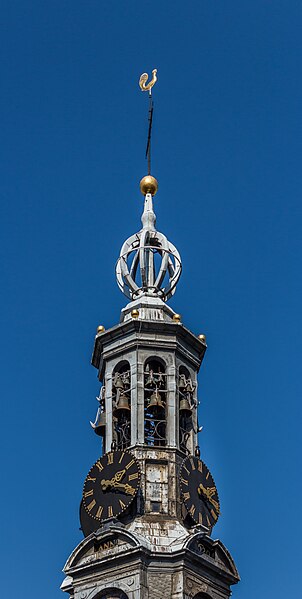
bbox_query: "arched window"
[144,358,166,446]
[90,383,106,454]
[179,365,195,453]
[97,590,129,599]
[112,361,131,449]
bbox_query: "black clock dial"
[180,455,220,528]
[79,499,101,537]
[83,450,140,522]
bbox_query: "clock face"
[180,456,220,528]
[83,450,140,522]
[79,499,101,537]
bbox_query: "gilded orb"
[131,309,140,319]
[140,175,158,196]
[173,313,181,323]
[198,334,207,344]
[96,325,105,334]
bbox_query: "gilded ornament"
[96,325,105,334]
[139,69,157,92]
[173,313,181,323]
[139,175,158,196]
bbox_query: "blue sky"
[1,1,301,597]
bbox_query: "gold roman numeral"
[84,489,93,498]
[107,453,114,465]
[95,460,104,472]
[190,457,195,470]
[198,461,203,472]
[108,505,113,518]
[181,477,188,486]
[96,506,103,518]
[87,499,96,512]
[119,499,126,510]
[118,452,125,463]
[198,513,203,525]
[206,471,210,480]
[189,504,196,517]
[125,459,135,470]
[128,472,138,481]
[183,492,190,501]
[183,465,190,475]
[87,476,96,482]
[206,515,211,526]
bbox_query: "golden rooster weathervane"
[139,69,158,177]
[139,68,157,93]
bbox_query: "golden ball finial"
[173,313,181,323]
[140,175,158,196]
[198,334,207,344]
[96,325,105,334]
[131,309,139,319]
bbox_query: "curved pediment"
[64,525,147,572]
[184,533,240,581]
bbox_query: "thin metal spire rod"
[145,91,154,176]
[139,69,158,176]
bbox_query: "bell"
[179,396,193,417]
[147,389,165,412]
[113,372,124,390]
[156,371,164,386]
[185,378,194,393]
[145,369,155,386]
[179,374,186,390]
[113,392,131,415]
[90,409,106,437]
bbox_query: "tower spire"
[116,69,181,303]
[61,67,239,599]
[139,68,157,176]
[115,187,182,302]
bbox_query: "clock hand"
[197,484,220,512]
[112,469,126,483]
[100,469,126,491]
[100,478,136,496]
[110,482,136,496]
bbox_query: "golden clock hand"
[208,497,220,512]
[100,469,126,490]
[110,482,136,496]
[100,478,136,496]
[197,483,220,513]
[112,469,126,483]
[100,478,112,490]
[197,482,207,497]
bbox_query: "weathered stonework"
[62,526,239,598]
[62,189,239,598]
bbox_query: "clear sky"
[1,1,301,597]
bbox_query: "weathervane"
[139,69,157,176]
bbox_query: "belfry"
[61,72,239,599]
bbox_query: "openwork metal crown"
[116,193,182,302]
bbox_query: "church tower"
[61,72,239,599]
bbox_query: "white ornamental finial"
[116,181,181,302]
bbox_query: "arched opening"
[90,383,106,454]
[179,365,195,453]
[97,590,129,599]
[144,357,166,446]
[112,361,131,449]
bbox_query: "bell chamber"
[179,365,196,453]
[112,361,131,450]
[144,358,167,446]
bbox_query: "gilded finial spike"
[139,69,158,93]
